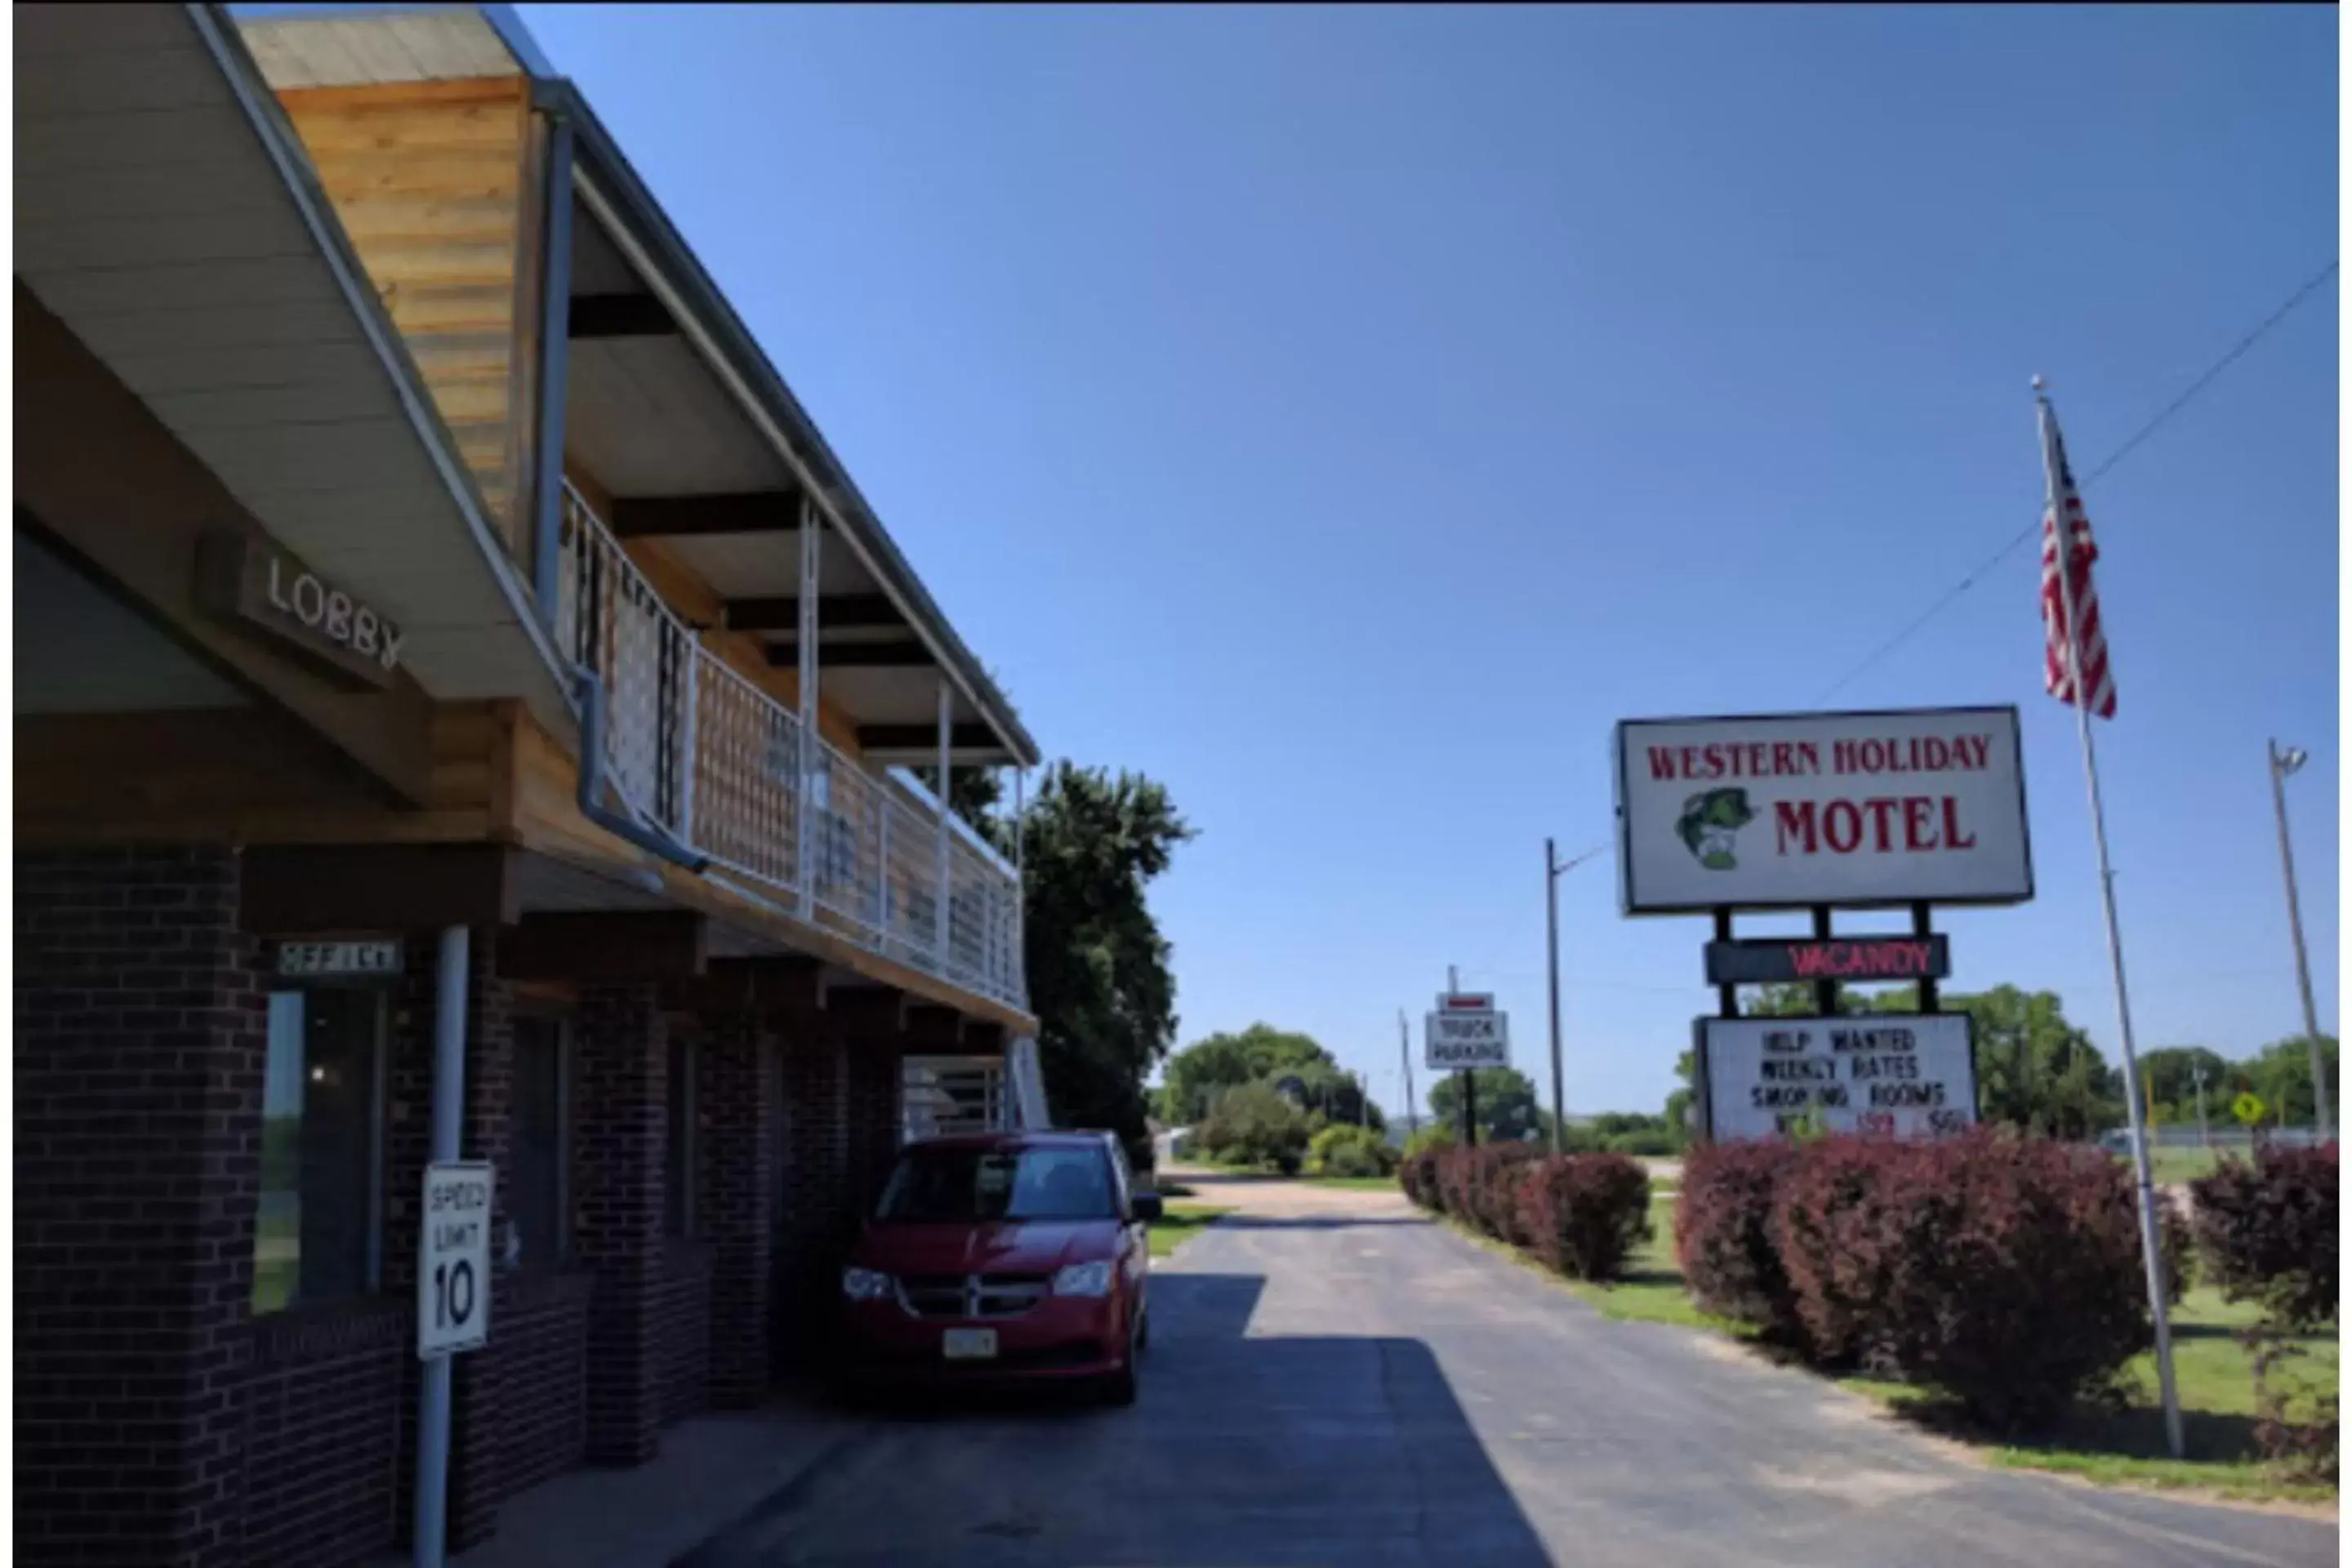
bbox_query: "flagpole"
[2034,376,2184,1460]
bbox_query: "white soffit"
[16,3,573,730]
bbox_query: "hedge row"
[1399,1144,1652,1283]
[1677,1129,2194,1433]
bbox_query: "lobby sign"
[197,529,403,689]
[1615,707,2032,915]
[1699,1014,1977,1141]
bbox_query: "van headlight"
[1052,1260,1113,1298]
[841,1266,894,1301]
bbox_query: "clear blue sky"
[516,3,2337,1119]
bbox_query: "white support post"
[934,678,952,966]
[412,926,470,1568]
[795,497,820,918]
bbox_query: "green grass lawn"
[1148,1202,1231,1258]
[1307,1175,1403,1192]
[1446,1186,2336,1503]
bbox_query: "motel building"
[16,6,1049,1563]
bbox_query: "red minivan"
[835,1130,1163,1404]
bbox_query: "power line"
[1814,259,2338,706]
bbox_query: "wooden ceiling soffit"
[763,639,932,669]
[243,844,519,935]
[568,292,675,338]
[608,490,802,538]
[723,594,902,634]
[501,911,708,982]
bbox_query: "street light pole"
[2267,740,2332,1140]
[1544,841,1603,1156]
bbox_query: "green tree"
[1160,1024,1334,1125]
[1012,764,1195,1161]
[1196,1079,1313,1173]
[2137,1046,2234,1124]
[1429,1067,1547,1144]
[1882,983,2119,1138]
[2245,1034,2339,1129]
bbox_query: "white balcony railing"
[555,483,1027,1011]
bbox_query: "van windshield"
[874,1144,1116,1223]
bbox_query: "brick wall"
[771,1003,849,1379]
[575,983,666,1463]
[239,1303,406,1567]
[653,1244,715,1426]
[488,1272,592,1498]
[700,1017,773,1406]
[16,844,267,1568]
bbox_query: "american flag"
[2039,415,2117,719]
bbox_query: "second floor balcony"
[556,482,1027,1011]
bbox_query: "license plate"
[942,1328,998,1361]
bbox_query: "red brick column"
[575,983,667,1464]
[700,1013,774,1406]
[16,845,265,1568]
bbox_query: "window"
[254,988,385,1312]
[873,1143,1116,1224]
[665,1036,696,1237]
[510,1014,572,1272]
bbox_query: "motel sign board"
[1615,707,2032,915]
[1699,1014,1977,1142]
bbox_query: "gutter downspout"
[528,96,576,626]
[574,667,710,873]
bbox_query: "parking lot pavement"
[679,1182,2336,1567]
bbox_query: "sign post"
[1425,987,1511,1147]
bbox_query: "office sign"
[1615,707,2032,914]
[417,1162,493,1360]
[1426,993,1511,1071]
[1699,1014,1976,1141]
[1704,934,1949,987]
[274,938,404,982]
[198,529,404,689]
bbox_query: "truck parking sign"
[1425,993,1511,1071]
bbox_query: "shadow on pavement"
[678,1271,1554,1566]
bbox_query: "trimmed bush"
[1517,1153,1653,1281]
[1677,1138,1807,1347]
[1398,1150,1442,1209]
[1308,1124,1399,1179]
[2189,1142,2337,1330]
[1470,1144,1544,1243]
[1780,1130,2178,1432]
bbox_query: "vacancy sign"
[418,1162,493,1360]
[1615,707,2032,915]
[1426,993,1511,1071]
[1700,1015,1976,1142]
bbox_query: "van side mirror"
[1130,1191,1165,1223]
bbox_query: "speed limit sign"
[418,1161,493,1360]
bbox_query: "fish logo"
[1677,787,1756,871]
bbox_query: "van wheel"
[1102,1353,1138,1407]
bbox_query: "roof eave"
[543,80,1042,771]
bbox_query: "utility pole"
[2267,741,2332,1140]
[1398,1009,1418,1139]
[2192,1062,2212,1151]
[1544,840,1602,1156]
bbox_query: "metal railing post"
[795,497,820,916]
[933,678,951,967]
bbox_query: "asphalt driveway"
[680,1176,2335,1566]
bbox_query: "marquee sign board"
[1425,993,1511,1071]
[1698,1014,1977,1142]
[1704,934,1949,987]
[1615,707,2032,915]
